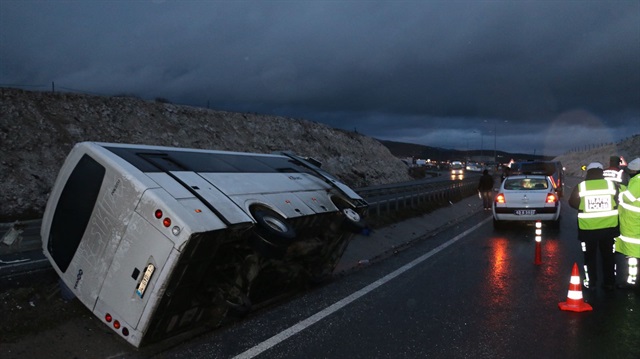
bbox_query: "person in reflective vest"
[569,161,619,291]
[603,155,629,187]
[615,158,640,289]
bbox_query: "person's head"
[586,162,604,178]
[483,169,489,175]
[627,158,640,178]
[609,155,621,168]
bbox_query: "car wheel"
[251,207,296,247]
[493,218,504,230]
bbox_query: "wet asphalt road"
[3,177,639,358]
[152,195,640,359]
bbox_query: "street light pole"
[494,122,497,164]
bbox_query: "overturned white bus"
[41,142,367,347]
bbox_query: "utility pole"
[493,122,497,164]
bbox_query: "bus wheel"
[251,207,296,247]
[340,208,366,233]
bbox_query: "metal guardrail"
[364,178,478,216]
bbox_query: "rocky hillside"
[553,135,640,177]
[0,88,412,221]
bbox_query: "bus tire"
[340,208,366,233]
[251,207,296,247]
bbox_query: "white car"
[492,174,561,229]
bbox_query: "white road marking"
[232,217,491,359]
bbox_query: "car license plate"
[515,209,536,215]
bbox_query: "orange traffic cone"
[558,262,592,312]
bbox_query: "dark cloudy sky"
[1,1,639,156]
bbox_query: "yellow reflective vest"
[615,176,640,258]
[578,179,618,230]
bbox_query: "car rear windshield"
[504,178,548,190]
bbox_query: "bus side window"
[48,155,106,272]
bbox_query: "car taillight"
[546,193,557,203]
[495,193,506,204]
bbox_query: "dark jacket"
[569,168,620,241]
[478,171,494,192]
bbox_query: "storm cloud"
[1,0,638,155]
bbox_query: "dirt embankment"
[553,135,640,176]
[0,88,412,221]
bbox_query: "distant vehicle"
[492,174,561,229]
[450,161,465,177]
[465,162,483,172]
[509,160,565,197]
[485,161,498,170]
[41,142,368,347]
